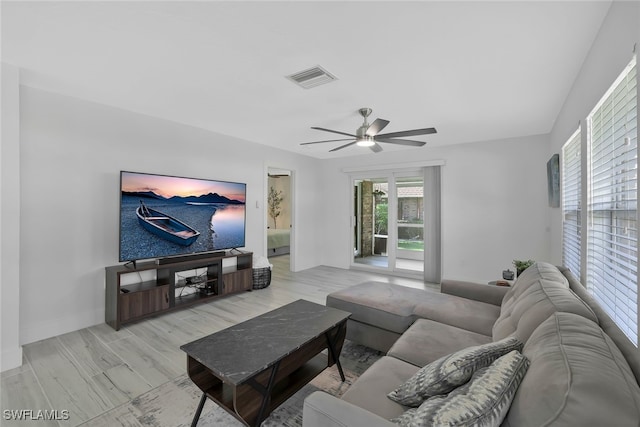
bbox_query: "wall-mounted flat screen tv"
[119,171,246,262]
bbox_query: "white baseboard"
[1,346,23,372]
[20,307,104,346]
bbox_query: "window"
[587,56,637,345]
[562,128,582,279]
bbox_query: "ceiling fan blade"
[329,141,358,152]
[311,127,357,138]
[366,119,390,137]
[376,127,437,139]
[369,143,383,153]
[300,138,355,146]
[375,137,427,147]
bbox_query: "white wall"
[17,86,322,345]
[549,1,640,264]
[319,134,551,283]
[1,63,23,371]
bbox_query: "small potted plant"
[513,259,535,277]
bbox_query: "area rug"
[196,340,383,426]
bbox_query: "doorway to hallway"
[266,168,293,271]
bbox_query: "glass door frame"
[350,169,425,278]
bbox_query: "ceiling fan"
[300,108,437,153]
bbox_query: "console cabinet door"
[221,269,252,294]
[120,285,170,322]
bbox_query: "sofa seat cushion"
[411,293,500,336]
[492,263,597,343]
[388,319,492,368]
[341,356,419,420]
[504,312,640,427]
[388,336,523,407]
[303,392,396,427]
[327,282,500,337]
[393,350,529,427]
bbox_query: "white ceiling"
[2,1,612,159]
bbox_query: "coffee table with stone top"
[180,299,351,427]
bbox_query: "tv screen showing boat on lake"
[119,171,247,262]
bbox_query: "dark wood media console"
[105,252,252,330]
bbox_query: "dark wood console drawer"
[221,269,253,294]
[119,285,170,322]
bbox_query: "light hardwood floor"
[0,256,437,426]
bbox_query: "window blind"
[562,128,582,280]
[587,57,638,345]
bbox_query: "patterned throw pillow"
[388,336,522,407]
[392,350,530,427]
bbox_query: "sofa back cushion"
[492,262,597,343]
[501,261,568,308]
[559,266,640,386]
[503,312,640,427]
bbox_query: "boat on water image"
[136,201,200,246]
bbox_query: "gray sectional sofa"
[303,262,640,426]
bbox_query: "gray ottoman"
[327,281,500,352]
[326,282,429,352]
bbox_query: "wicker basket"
[252,267,272,290]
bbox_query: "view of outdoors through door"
[353,177,389,268]
[353,175,424,273]
[395,176,424,272]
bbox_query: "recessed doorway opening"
[266,167,293,272]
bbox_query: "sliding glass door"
[351,167,440,281]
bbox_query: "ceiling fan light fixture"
[356,136,375,147]
[302,107,437,153]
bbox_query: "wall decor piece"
[547,154,560,208]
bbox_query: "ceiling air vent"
[286,65,337,89]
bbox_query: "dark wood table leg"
[245,360,281,427]
[191,392,207,427]
[325,330,346,382]
[257,360,280,426]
